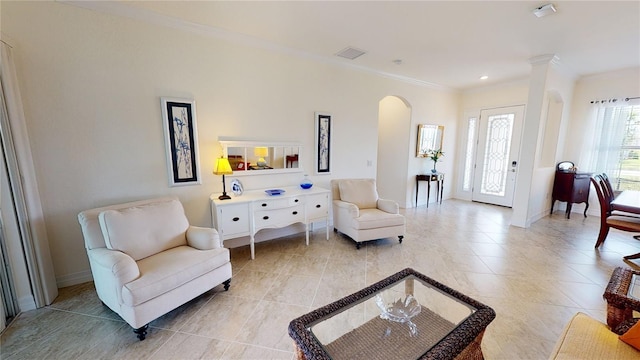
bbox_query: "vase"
[431,168,437,174]
[300,174,313,189]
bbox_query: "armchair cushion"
[338,179,378,209]
[122,245,230,306]
[98,198,189,260]
[187,226,222,250]
[377,199,399,214]
[352,209,405,230]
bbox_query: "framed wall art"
[315,112,332,174]
[161,97,201,186]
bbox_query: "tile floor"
[2,199,640,359]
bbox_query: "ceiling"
[77,1,640,90]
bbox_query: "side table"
[550,169,591,219]
[416,173,444,207]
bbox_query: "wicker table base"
[603,266,640,333]
[293,332,486,360]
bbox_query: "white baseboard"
[56,269,93,288]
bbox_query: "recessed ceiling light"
[480,75,489,80]
[533,3,556,18]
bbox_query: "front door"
[471,106,524,207]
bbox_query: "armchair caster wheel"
[133,324,148,341]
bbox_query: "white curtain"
[581,99,640,184]
[0,40,58,306]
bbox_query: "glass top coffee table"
[289,268,495,360]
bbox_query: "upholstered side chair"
[331,179,405,249]
[78,197,232,340]
[591,174,640,249]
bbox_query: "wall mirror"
[220,139,302,176]
[416,124,444,157]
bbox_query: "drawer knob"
[261,203,267,207]
[315,204,321,208]
[292,211,298,215]
[232,217,240,222]
[295,199,299,202]
[263,216,269,220]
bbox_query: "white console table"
[210,186,330,259]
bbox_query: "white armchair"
[77,197,232,340]
[331,179,405,249]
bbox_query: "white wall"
[2,2,460,287]
[528,64,576,221]
[377,96,411,207]
[409,93,459,207]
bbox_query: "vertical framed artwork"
[161,97,201,186]
[315,112,332,174]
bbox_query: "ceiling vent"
[335,47,366,60]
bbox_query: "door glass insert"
[480,114,514,196]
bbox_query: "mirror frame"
[416,124,444,157]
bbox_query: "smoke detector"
[533,3,556,18]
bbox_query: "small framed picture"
[315,112,332,174]
[230,178,243,196]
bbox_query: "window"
[587,103,640,191]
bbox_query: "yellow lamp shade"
[213,157,233,175]
[254,147,268,157]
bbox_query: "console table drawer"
[213,202,250,239]
[256,196,302,209]
[306,193,329,220]
[255,205,304,229]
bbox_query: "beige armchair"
[331,179,405,249]
[77,197,232,340]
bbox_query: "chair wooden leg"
[595,224,610,248]
[223,279,231,291]
[398,235,403,244]
[133,324,148,341]
[624,253,640,260]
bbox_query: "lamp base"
[218,193,231,200]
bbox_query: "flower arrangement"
[427,149,444,172]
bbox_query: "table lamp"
[213,157,233,200]
[254,147,268,167]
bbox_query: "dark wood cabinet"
[551,166,591,219]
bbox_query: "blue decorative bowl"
[300,183,313,189]
[265,189,285,196]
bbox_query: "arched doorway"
[377,96,412,208]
